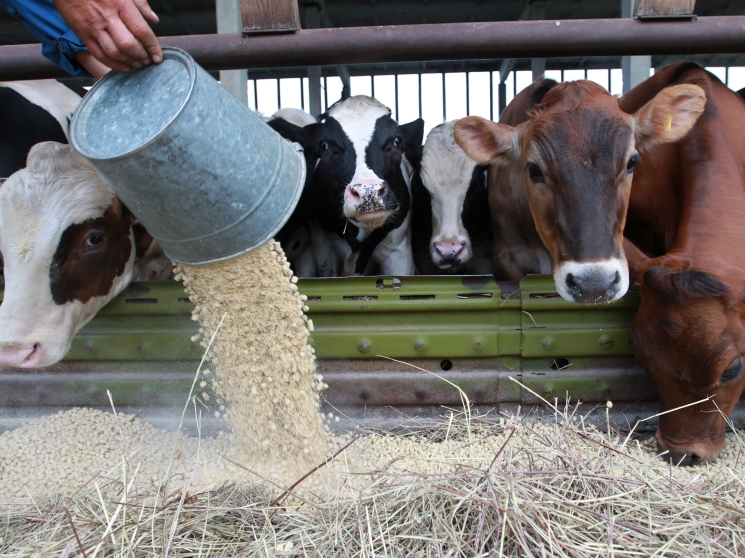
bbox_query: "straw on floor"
[2,400,744,558]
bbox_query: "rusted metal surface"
[2,16,745,81]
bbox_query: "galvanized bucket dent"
[70,47,305,265]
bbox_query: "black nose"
[566,271,621,303]
[657,442,701,466]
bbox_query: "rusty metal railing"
[1,17,745,81]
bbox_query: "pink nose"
[0,343,42,368]
[433,238,467,261]
[347,182,385,203]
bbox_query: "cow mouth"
[351,209,394,230]
[24,343,40,362]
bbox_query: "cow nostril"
[566,273,582,297]
[612,271,621,286]
[348,186,362,201]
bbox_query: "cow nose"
[565,271,621,303]
[433,238,466,262]
[349,183,385,199]
[0,342,42,368]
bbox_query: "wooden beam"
[633,0,696,17]
[241,0,301,34]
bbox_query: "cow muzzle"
[0,342,44,368]
[554,259,629,304]
[431,236,470,269]
[343,181,395,231]
[656,429,723,465]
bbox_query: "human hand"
[53,0,162,72]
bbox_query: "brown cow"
[454,77,705,304]
[621,62,745,464]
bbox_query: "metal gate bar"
[1,17,745,81]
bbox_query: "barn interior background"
[1,0,744,433]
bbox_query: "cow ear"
[632,84,706,150]
[453,116,520,166]
[267,118,317,155]
[399,118,425,169]
[623,237,651,285]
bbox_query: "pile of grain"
[173,240,328,477]
[2,408,744,556]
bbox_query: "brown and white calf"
[0,142,167,368]
[411,121,492,275]
[454,78,705,303]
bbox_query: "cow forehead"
[327,96,391,149]
[527,108,633,168]
[421,122,479,197]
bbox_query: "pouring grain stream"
[174,240,328,477]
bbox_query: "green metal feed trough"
[0,274,677,431]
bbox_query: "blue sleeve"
[0,0,91,77]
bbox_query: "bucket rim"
[69,47,197,162]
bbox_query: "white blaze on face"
[330,96,393,230]
[420,121,479,269]
[0,143,135,368]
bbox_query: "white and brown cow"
[0,142,166,368]
[268,95,424,277]
[412,121,492,275]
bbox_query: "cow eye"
[319,141,329,152]
[721,357,742,383]
[626,154,641,172]
[85,233,104,247]
[525,162,545,184]
[393,137,402,148]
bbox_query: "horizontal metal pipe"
[1,16,744,81]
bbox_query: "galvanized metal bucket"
[69,47,305,265]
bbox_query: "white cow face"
[0,142,136,368]
[420,122,485,270]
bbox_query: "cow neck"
[650,81,745,274]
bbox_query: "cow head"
[309,96,423,235]
[419,121,488,272]
[0,142,138,368]
[454,81,705,303]
[626,242,745,464]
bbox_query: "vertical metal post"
[371,75,375,99]
[418,73,422,119]
[489,71,494,121]
[466,72,470,116]
[621,0,651,92]
[498,82,506,117]
[300,77,305,110]
[532,58,546,82]
[442,73,447,123]
[305,2,322,117]
[276,78,281,109]
[324,76,328,112]
[216,0,248,105]
[394,74,399,122]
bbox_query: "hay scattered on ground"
[174,240,328,478]
[1,403,744,557]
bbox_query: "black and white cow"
[0,142,169,368]
[269,96,424,277]
[0,79,85,179]
[411,121,493,275]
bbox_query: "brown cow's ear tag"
[664,114,673,132]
